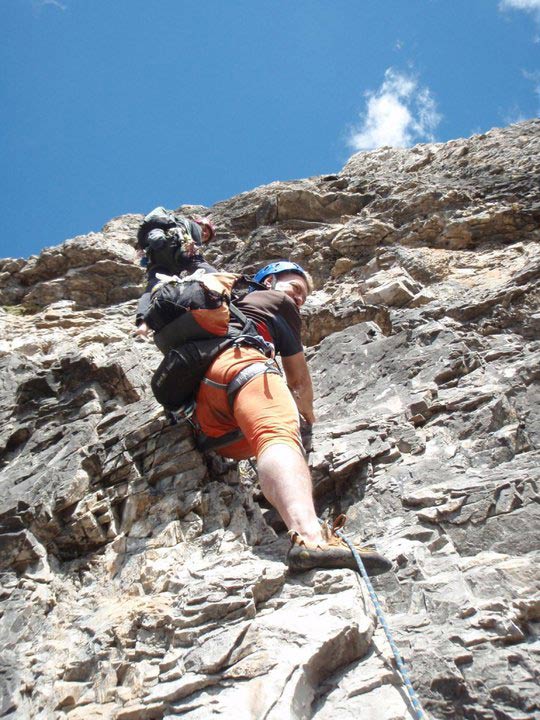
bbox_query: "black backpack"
[137,207,200,273]
[148,273,271,412]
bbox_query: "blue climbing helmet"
[253,261,309,286]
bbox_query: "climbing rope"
[334,525,429,720]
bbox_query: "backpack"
[137,207,197,272]
[151,337,235,412]
[145,271,255,352]
[148,271,270,412]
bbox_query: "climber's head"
[253,261,313,307]
[193,216,216,243]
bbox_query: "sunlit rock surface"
[1,120,539,720]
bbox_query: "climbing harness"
[166,352,281,454]
[224,358,280,408]
[333,523,429,720]
[196,358,281,452]
[168,399,196,424]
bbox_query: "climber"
[195,261,392,575]
[135,207,217,335]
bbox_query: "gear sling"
[148,271,278,452]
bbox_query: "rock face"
[0,119,539,720]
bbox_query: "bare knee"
[257,443,308,480]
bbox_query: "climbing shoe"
[287,516,392,576]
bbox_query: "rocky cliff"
[1,119,539,720]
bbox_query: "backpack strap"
[228,301,251,328]
[228,302,275,357]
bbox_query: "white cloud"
[500,0,540,9]
[499,0,540,24]
[348,69,441,152]
[33,0,67,10]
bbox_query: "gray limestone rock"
[1,120,539,720]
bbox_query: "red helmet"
[193,215,216,241]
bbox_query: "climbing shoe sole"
[287,543,392,575]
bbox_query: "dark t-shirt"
[234,290,303,357]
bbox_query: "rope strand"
[334,526,429,720]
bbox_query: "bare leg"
[255,443,392,575]
[256,443,323,545]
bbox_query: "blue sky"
[1,0,539,259]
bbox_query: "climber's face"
[265,272,309,307]
[201,225,212,243]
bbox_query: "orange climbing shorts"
[195,346,303,461]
